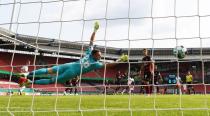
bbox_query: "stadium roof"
[0,27,210,61]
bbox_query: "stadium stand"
[1,27,210,95]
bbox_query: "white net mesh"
[0,0,210,116]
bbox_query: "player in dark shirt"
[69,77,79,95]
[140,48,154,95]
[154,65,163,94]
[114,70,125,94]
[64,76,79,95]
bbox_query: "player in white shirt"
[121,76,135,94]
[19,60,30,95]
[176,76,182,94]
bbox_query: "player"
[176,76,182,94]
[114,70,125,94]
[154,65,163,94]
[121,76,135,94]
[18,60,31,95]
[102,79,110,94]
[185,70,195,94]
[20,60,30,75]
[18,22,128,85]
[18,77,30,95]
[140,48,154,95]
[64,76,79,95]
[69,76,79,95]
[64,79,71,95]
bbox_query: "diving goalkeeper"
[19,22,128,85]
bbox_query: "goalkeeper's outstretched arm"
[104,54,129,69]
[90,21,99,46]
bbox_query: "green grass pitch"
[0,95,210,116]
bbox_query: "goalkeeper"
[19,22,128,85]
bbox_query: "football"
[173,46,187,59]
[119,54,129,62]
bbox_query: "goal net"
[0,0,210,116]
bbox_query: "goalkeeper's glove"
[94,21,99,32]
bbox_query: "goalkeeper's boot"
[16,72,29,78]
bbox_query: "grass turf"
[0,95,210,116]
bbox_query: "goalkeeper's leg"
[29,66,60,76]
[16,68,49,78]
[18,65,60,78]
[33,70,75,85]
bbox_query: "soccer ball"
[173,46,187,59]
[119,54,129,62]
